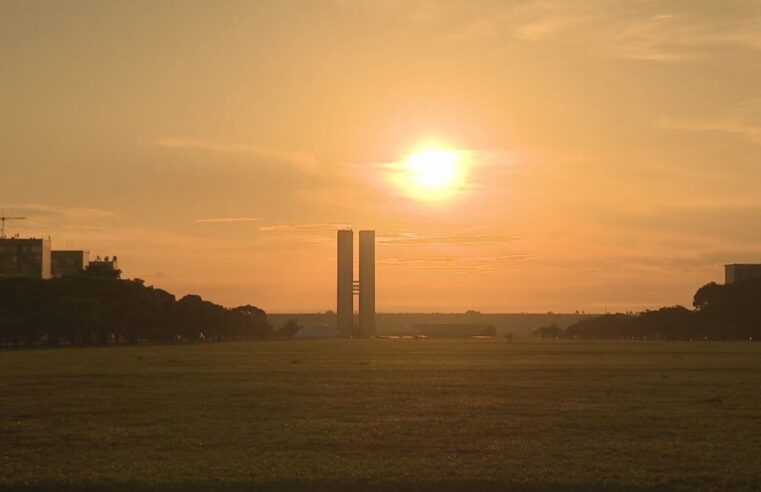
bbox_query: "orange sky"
[2,1,761,313]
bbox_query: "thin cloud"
[593,204,761,244]
[380,254,533,265]
[1,204,117,221]
[379,254,534,273]
[155,137,319,168]
[596,6,761,62]
[332,1,761,62]
[661,117,761,145]
[194,217,263,224]
[459,2,761,62]
[259,223,351,232]
[378,232,520,246]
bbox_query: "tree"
[534,323,565,338]
[84,263,122,279]
[0,277,272,346]
[276,319,302,338]
[230,305,272,339]
[693,282,723,311]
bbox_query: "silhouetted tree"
[230,305,272,339]
[693,279,761,339]
[276,319,302,338]
[565,281,761,341]
[534,323,565,338]
[84,263,122,279]
[0,277,271,346]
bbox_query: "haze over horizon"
[3,1,761,313]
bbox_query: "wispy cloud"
[194,217,263,224]
[593,204,761,244]
[583,6,761,62]
[444,1,761,62]
[259,223,351,232]
[330,1,761,63]
[379,254,533,273]
[661,99,761,145]
[378,232,519,246]
[662,118,761,144]
[155,137,319,168]
[507,3,761,62]
[1,204,117,221]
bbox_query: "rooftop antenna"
[0,211,26,239]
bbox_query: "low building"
[0,237,52,279]
[51,250,90,278]
[410,323,496,338]
[87,256,120,276]
[725,264,761,284]
[293,322,339,339]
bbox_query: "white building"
[725,264,761,284]
[0,238,52,279]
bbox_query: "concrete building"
[88,256,120,276]
[411,323,497,338]
[336,229,354,337]
[336,229,377,338]
[52,250,90,278]
[725,264,761,284]
[0,237,52,279]
[359,230,376,338]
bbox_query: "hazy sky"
[2,0,761,313]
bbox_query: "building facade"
[51,250,90,278]
[725,264,761,284]
[0,238,52,279]
[411,323,497,338]
[87,256,120,276]
[358,230,376,338]
[336,229,377,338]
[336,229,354,337]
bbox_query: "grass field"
[2,339,761,491]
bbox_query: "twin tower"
[337,229,375,338]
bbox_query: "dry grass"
[2,339,761,491]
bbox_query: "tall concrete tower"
[359,230,376,338]
[336,229,354,337]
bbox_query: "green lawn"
[2,339,761,491]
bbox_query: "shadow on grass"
[2,481,750,492]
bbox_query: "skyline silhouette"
[3,4,761,491]
[2,1,761,313]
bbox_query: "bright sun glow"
[407,149,460,189]
[394,145,467,201]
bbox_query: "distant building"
[725,264,761,284]
[88,256,120,276]
[0,237,52,279]
[358,230,375,338]
[335,229,376,338]
[336,230,353,337]
[411,323,496,338]
[293,322,340,339]
[51,250,90,278]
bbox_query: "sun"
[394,145,467,201]
[406,149,461,190]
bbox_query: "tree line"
[534,279,761,340]
[0,275,301,347]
